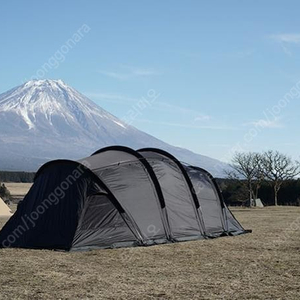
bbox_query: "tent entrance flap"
[72,193,138,250]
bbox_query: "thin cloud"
[131,68,157,76]
[245,118,283,129]
[97,65,159,80]
[269,33,300,56]
[137,119,239,130]
[84,92,137,104]
[85,92,212,121]
[194,115,211,122]
[270,33,300,44]
[281,44,293,56]
[150,101,211,121]
[97,71,130,80]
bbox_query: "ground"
[0,207,300,300]
[2,183,32,202]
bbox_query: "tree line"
[223,150,300,206]
[0,171,35,183]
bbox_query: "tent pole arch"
[91,146,172,241]
[185,166,226,208]
[188,166,249,234]
[184,165,228,233]
[138,147,207,236]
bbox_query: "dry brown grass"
[0,207,300,300]
[3,183,32,201]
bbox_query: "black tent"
[0,146,249,251]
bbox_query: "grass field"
[3,182,32,201]
[0,207,300,299]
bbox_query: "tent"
[254,198,264,208]
[0,146,249,251]
[0,197,12,217]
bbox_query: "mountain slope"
[0,80,228,176]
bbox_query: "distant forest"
[218,178,300,206]
[0,171,35,183]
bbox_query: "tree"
[227,152,261,206]
[261,150,300,206]
[253,153,265,200]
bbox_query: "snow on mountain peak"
[21,79,68,94]
[0,79,127,131]
[25,79,63,86]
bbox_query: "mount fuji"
[0,79,228,176]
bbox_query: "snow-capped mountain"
[0,79,228,176]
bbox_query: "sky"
[1,0,300,163]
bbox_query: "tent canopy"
[0,197,12,217]
[0,146,249,251]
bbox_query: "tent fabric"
[0,160,140,250]
[72,193,139,250]
[0,197,12,217]
[183,165,246,236]
[0,146,249,251]
[184,166,226,236]
[78,146,169,244]
[254,198,264,207]
[138,148,205,240]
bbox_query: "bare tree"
[228,152,260,206]
[261,150,300,206]
[253,153,265,200]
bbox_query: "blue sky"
[1,0,300,162]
